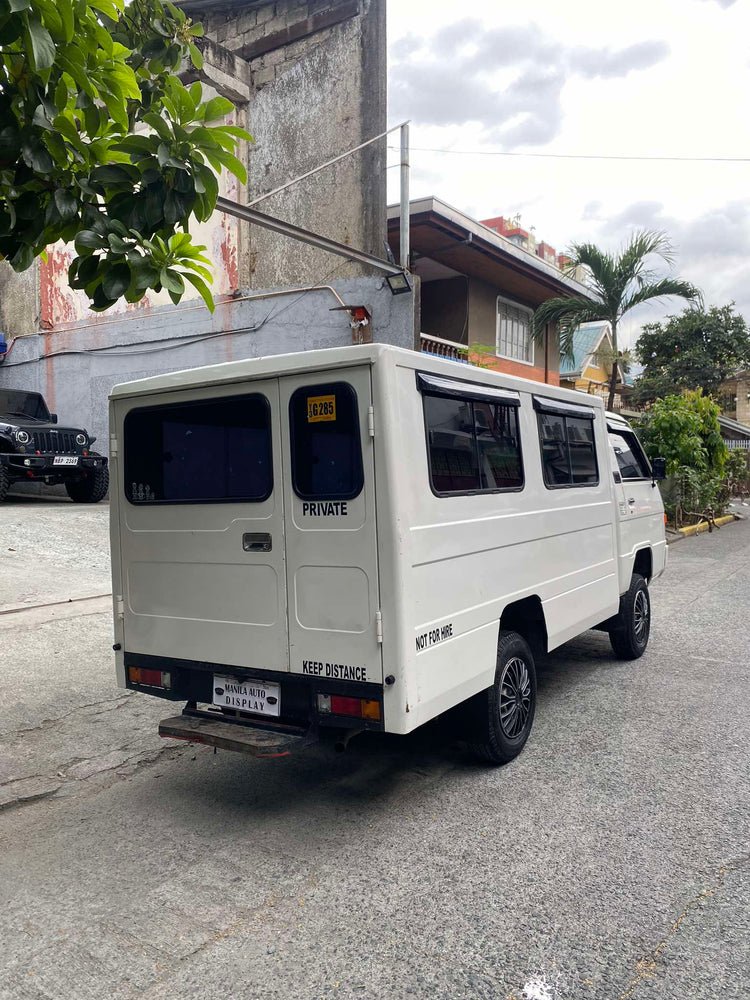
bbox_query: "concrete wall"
[204,0,387,289]
[0,260,40,338]
[0,278,415,447]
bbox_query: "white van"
[109,344,667,764]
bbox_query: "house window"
[496,296,533,364]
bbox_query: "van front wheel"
[609,573,650,660]
[469,630,537,765]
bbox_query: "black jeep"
[0,388,108,503]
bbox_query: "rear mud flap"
[159,712,316,757]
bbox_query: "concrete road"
[0,499,748,1000]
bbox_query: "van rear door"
[280,367,382,684]
[114,379,289,671]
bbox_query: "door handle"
[628,497,636,504]
[242,532,272,552]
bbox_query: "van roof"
[109,343,606,411]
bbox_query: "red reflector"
[330,696,362,717]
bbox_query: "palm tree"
[533,231,701,411]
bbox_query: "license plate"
[53,456,78,466]
[212,675,280,717]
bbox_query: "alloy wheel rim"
[499,656,531,739]
[633,589,650,641]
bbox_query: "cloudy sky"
[386,0,749,346]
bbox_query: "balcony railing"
[419,333,468,363]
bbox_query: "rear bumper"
[0,452,107,478]
[123,651,384,733]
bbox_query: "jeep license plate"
[53,456,78,466]
[212,676,280,717]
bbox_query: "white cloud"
[389,20,669,149]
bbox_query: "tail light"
[317,694,381,721]
[128,666,171,689]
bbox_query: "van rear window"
[124,394,272,504]
[289,383,364,500]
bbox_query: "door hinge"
[367,406,375,438]
[110,435,118,459]
[375,610,383,643]
[115,596,125,617]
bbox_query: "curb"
[678,514,738,538]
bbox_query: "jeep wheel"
[609,573,650,660]
[468,630,537,765]
[65,465,109,503]
[0,463,9,502]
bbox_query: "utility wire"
[387,145,750,164]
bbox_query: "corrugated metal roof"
[559,322,609,377]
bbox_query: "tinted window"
[474,402,523,489]
[538,412,599,488]
[424,394,523,494]
[124,394,272,504]
[609,429,651,479]
[0,389,49,421]
[290,383,364,500]
[424,394,479,492]
[568,417,598,485]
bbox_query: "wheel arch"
[499,595,548,659]
[633,547,653,583]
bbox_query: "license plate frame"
[211,675,280,717]
[52,456,78,466]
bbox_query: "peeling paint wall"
[0,278,415,447]
[204,0,387,288]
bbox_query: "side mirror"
[49,412,58,424]
[651,457,667,481]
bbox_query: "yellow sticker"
[307,394,336,423]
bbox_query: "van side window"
[423,393,523,495]
[608,429,651,479]
[537,408,599,488]
[124,394,272,504]
[289,382,364,500]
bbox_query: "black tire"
[609,573,650,660]
[468,630,537,765]
[65,465,109,503]
[0,463,9,502]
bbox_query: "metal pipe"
[247,122,410,208]
[216,197,404,277]
[400,122,410,269]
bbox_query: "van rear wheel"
[469,630,537,765]
[609,573,650,660]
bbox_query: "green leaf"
[143,112,173,142]
[25,13,56,73]
[160,267,184,294]
[10,243,36,271]
[54,188,78,222]
[211,146,246,185]
[188,21,203,36]
[9,0,31,10]
[74,229,105,253]
[102,261,131,298]
[203,96,234,122]
[188,42,203,69]
[57,0,74,41]
[183,270,214,312]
